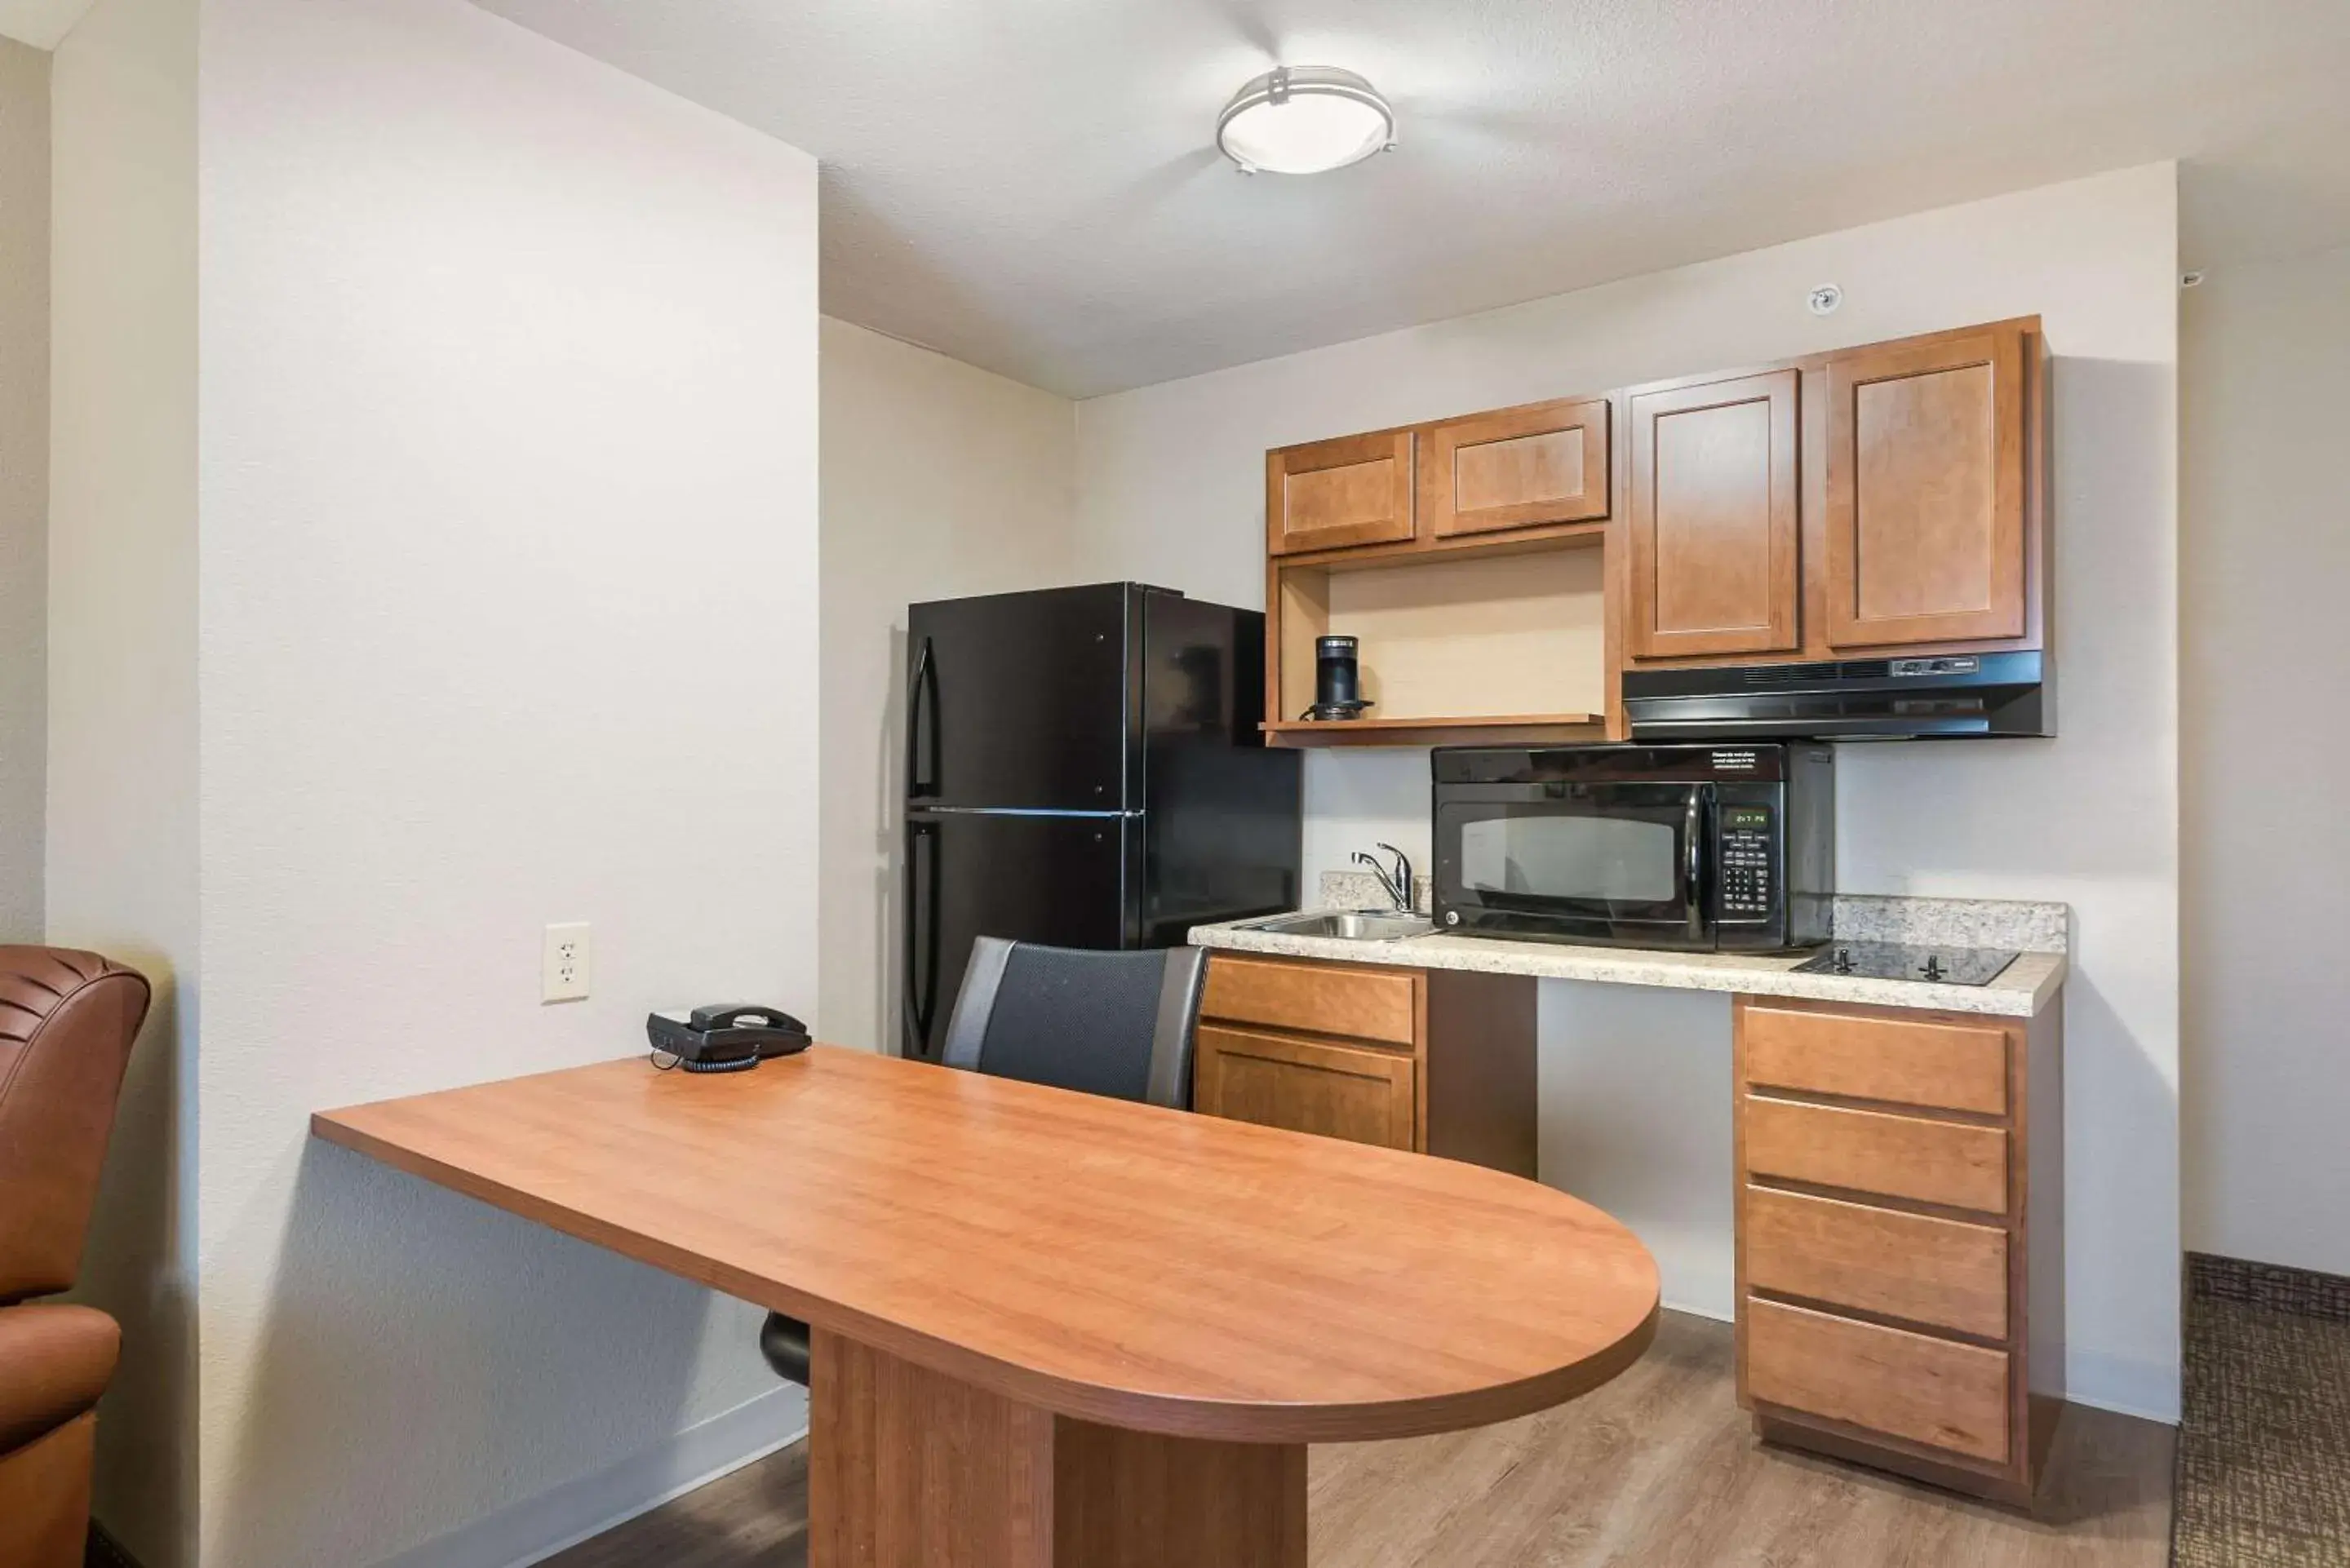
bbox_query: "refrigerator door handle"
[906,636,939,800]
[902,818,941,1057]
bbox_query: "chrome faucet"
[1353,843,1415,913]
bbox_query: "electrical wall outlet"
[542,923,591,1003]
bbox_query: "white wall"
[2181,242,2350,1278]
[1540,985,1737,1320]
[0,36,44,941]
[1078,164,2183,1420]
[185,2,818,1565]
[818,317,1078,1055]
[47,0,200,1560]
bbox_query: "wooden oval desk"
[313,1045,1660,1568]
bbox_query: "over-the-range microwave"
[1430,743,1833,954]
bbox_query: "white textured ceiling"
[471,0,2350,395]
[0,0,2303,396]
[8,2,2344,388]
[0,0,93,49]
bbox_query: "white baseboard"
[1662,1293,1733,1324]
[2062,1348,2182,1426]
[374,1384,809,1568]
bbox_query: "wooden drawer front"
[1268,432,1417,556]
[1201,956,1416,1047]
[1746,1298,2011,1464]
[1742,1003,2010,1116]
[1420,397,1610,538]
[1745,1186,2009,1340]
[1744,1096,2008,1216]
[1195,1026,1416,1152]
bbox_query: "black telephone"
[646,1003,812,1074]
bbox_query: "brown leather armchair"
[0,948,151,1568]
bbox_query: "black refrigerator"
[901,582,1301,1061]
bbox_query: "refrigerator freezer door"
[1137,592,1301,943]
[1139,746,1301,946]
[902,810,1139,1061]
[907,583,1137,813]
[1137,590,1258,751]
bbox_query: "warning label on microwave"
[1709,751,1760,771]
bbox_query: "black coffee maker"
[1302,635,1372,721]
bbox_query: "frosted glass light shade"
[1216,66,1396,175]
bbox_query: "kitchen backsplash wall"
[1300,749,1430,906]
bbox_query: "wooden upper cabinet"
[1419,396,1610,539]
[1823,326,2029,648]
[1627,370,1800,659]
[1267,430,1416,556]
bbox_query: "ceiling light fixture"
[1216,66,1396,176]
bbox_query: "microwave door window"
[1439,783,1702,936]
[1460,814,1678,906]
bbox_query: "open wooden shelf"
[1262,712,1607,749]
[1273,545,1612,741]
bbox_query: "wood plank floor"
[545,1312,2174,1568]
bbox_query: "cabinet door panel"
[1628,370,1799,658]
[1825,328,2027,647]
[1421,397,1609,538]
[1195,1025,1415,1151]
[1267,432,1416,556]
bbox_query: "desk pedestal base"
[810,1330,1306,1568]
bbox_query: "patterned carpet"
[2174,1254,2350,1566]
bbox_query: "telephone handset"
[646,1003,812,1074]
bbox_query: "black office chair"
[758,939,1208,1387]
[938,937,1207,1108]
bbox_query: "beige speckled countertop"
[1191,886,2068,1018]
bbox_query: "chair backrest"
[939,939,1205,1110]
[0,948,151,1304]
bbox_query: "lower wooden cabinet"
[1743,1185,2009,1340]
[1740,1000,2010,1115]
[1193,954,1538,1176]
[1741,1095,2009,1215]
[1200,955,1416,1046]
[1194,1025,1415,1151]
[1745,1298,2012,1465]
[1732,994,2064,1505]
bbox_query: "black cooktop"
[1793,941,2020,987]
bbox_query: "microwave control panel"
[1718,804,1776,919]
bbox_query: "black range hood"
[1623,652,2051,741]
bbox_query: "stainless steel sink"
[1239,910,1434,941]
